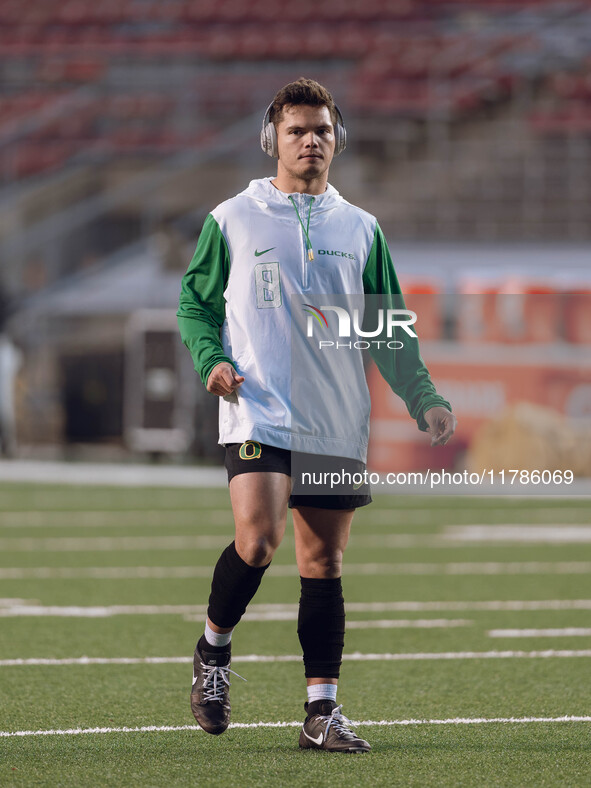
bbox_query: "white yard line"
[346,619,470,629]
[367,508,591,525]
[0,507,588,529]
[489,628,591,638]
[444,526,591,543]
[2,650,591,668]
[344,600,591,612]
[0,567,219,580]
[0,535,232,552]
[0,534,442,551]
[2,599,591,618]
[1,561,590,580]
[2,715,590,738]
[0,510,231,528]
[4,527,591,552]
[0,461,228,488]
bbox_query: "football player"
[178,78,456,752]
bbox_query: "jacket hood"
[242,177,343,214]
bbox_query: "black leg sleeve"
[297,576,345,679]
[207,541,270,628]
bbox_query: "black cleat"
[299,700,371,753]
[190,643,244,735]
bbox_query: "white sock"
[307,684,337,704]
[204,620,232,648]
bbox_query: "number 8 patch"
[254,262,282,309]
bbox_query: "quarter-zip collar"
[243,176,342,216]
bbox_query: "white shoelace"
[201,663,246,703]
[323,705,357,740]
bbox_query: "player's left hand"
[424,407,457,447]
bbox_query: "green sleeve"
[177,214,234,386]
[362,223,452,431]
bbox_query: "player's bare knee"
[236,535,278,567]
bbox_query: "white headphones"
[260,102,347,158]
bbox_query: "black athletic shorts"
[224,442,372,511]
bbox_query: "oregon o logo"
[239,441,262,460]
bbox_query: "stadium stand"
[2,0,591,300]
[3,1,591,173]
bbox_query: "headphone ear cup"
[333,106,347,156]
[260,102,278,158]
[334,122,347,156]
[266,122,278,157]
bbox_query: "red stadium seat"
[563,289,591,344]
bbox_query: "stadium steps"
[345,80,591,241]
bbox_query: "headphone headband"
[260,102,347,158]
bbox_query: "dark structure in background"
[124,310,199,455]
[62,350,123,443]
[0,284,21,456]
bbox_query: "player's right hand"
[206,362,245,397]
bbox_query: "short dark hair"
[269,78,338,126]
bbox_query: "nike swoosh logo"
[192,673,199,687]
[254,247,276,257]
[301,728,324,746]
[352,482,364,490]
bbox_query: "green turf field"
[1,483,590,787]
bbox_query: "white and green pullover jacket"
[178,177,450,461]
